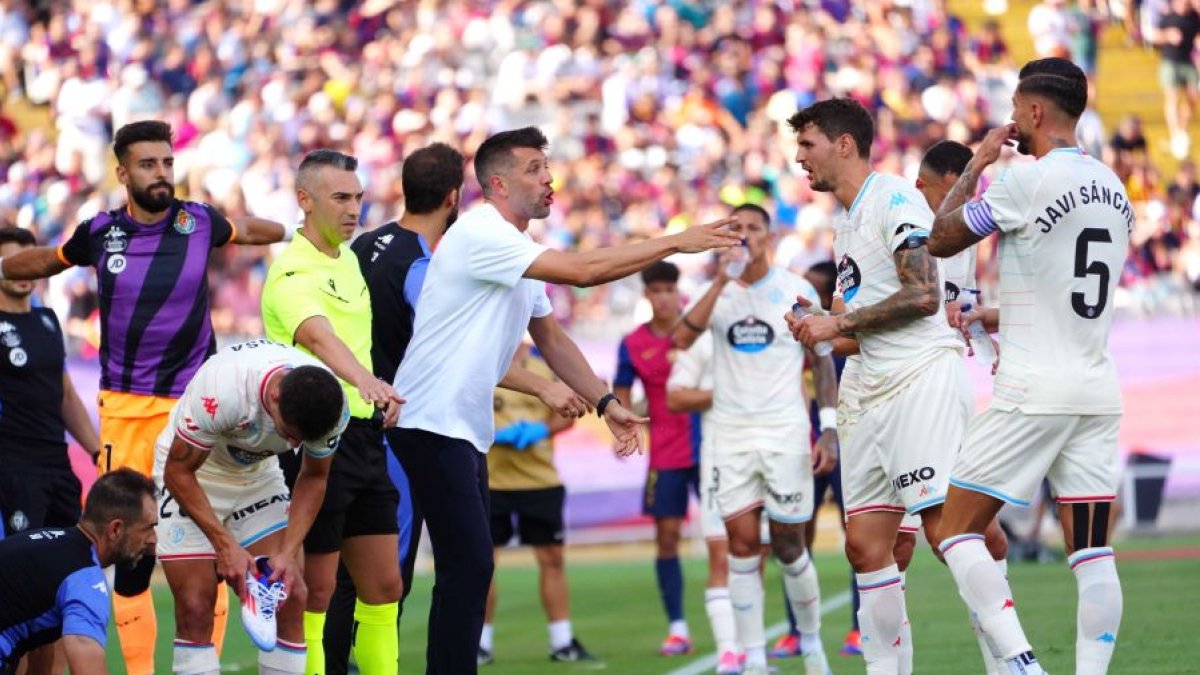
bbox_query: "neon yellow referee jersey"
[262,232,376,419]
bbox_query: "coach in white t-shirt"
[927,58,1128,675]
[388,127,740,674]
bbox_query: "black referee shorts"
[490,486,566,547]
[0,461,82,536]
[279,418,399,553]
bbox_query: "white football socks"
[729,554,766,666]
[172,640,219,675]
[856,564,907,675]
[704,586,739,654]
[1071,547,1122,674]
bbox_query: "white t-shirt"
[834,172,962,401]
[689,267,819,436]
[152,339,350,481]
[666,330,714,444]
[962,148,1129,414]
[394,203,553,452]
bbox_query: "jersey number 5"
[1072,228,1111,320]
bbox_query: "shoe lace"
[247,575,288,620]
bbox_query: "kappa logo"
[40,313,56,333]
[92,581,108,595]
[103,227,128,253]
[1097,632,1116,644]
[888,192,911,209]
[202,397,218,419]
[1002,599,1016,610]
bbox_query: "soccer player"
[612,260,701,656]
[390,126,739,674]
[481,342,596,664]
[666,330,747,673]
[927,58,1128,675]
[155,339,349,675]
[0,227,99,538]
[262,150,404,675]
[788,98,971,674]
[0,120,287,674]
[0,468,157,675]
[673,203,839,675]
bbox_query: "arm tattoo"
[929,164,987,256]
[837,247,940,334]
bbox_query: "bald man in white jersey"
[928,58,1129,675]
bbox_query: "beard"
[808,176,835,192]
[129,181,175,213]
[1015,129,1033,156]
[445,205,459,229]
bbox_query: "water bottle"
[791,302,834,357]
[959,291,997,365]
[723,241,748,279]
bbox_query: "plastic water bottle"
[723,242,748,279]
[959,292,997,365]
[791,302,834,357]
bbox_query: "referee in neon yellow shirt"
[262,149,404,675]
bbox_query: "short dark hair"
[0,227,37,248]
[113,120,173,163]
[278,366,345,442]
[732,203,772,228]
[402,143,465,214]
[1019,57,1087,82]
[640,260,680,285]
[82,468,156,529]
[787,98,874,159]
[1016,73,1087,119]
[920,140,974,178]
[297,149,358,188]
[806,260,838,297]
[474,127,549,196]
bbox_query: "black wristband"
[596,392,621,418]
[681,315,703,333]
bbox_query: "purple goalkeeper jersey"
[57,200,234,397]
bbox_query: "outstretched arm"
[525,218,740,287]
[231,217,287,245]
[0,246,70,280]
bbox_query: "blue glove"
[495,421,552,450]
[513,421,550,450]
[494,422,523,447]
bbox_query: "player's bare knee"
[174,594,216,639]
[844,533,890,572]
[768,526,806,565]
[727,533,760,558]
[892,532,917,571]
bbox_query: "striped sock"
[856,564,906,674]
[941,534,1031,659]
[172,639,219,675]
[259,638,306,674]
[1071,547,1121,674]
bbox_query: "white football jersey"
[963,148,1129,414]
[692,267,820,432]
[666,330,714,449]
[834,172,962,399]
[152,339,351,481]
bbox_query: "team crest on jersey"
[8,510,28,532]
[727,316,774,353]
[103,227,128,253]
[174,210,196,235]
[40,313,56,333]
[837,255,862,302]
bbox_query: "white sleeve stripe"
[963,200,998,237]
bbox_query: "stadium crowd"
[0,0,1195,353]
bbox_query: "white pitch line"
[663,590,853,675]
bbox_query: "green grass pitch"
[105,535,1199,674]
